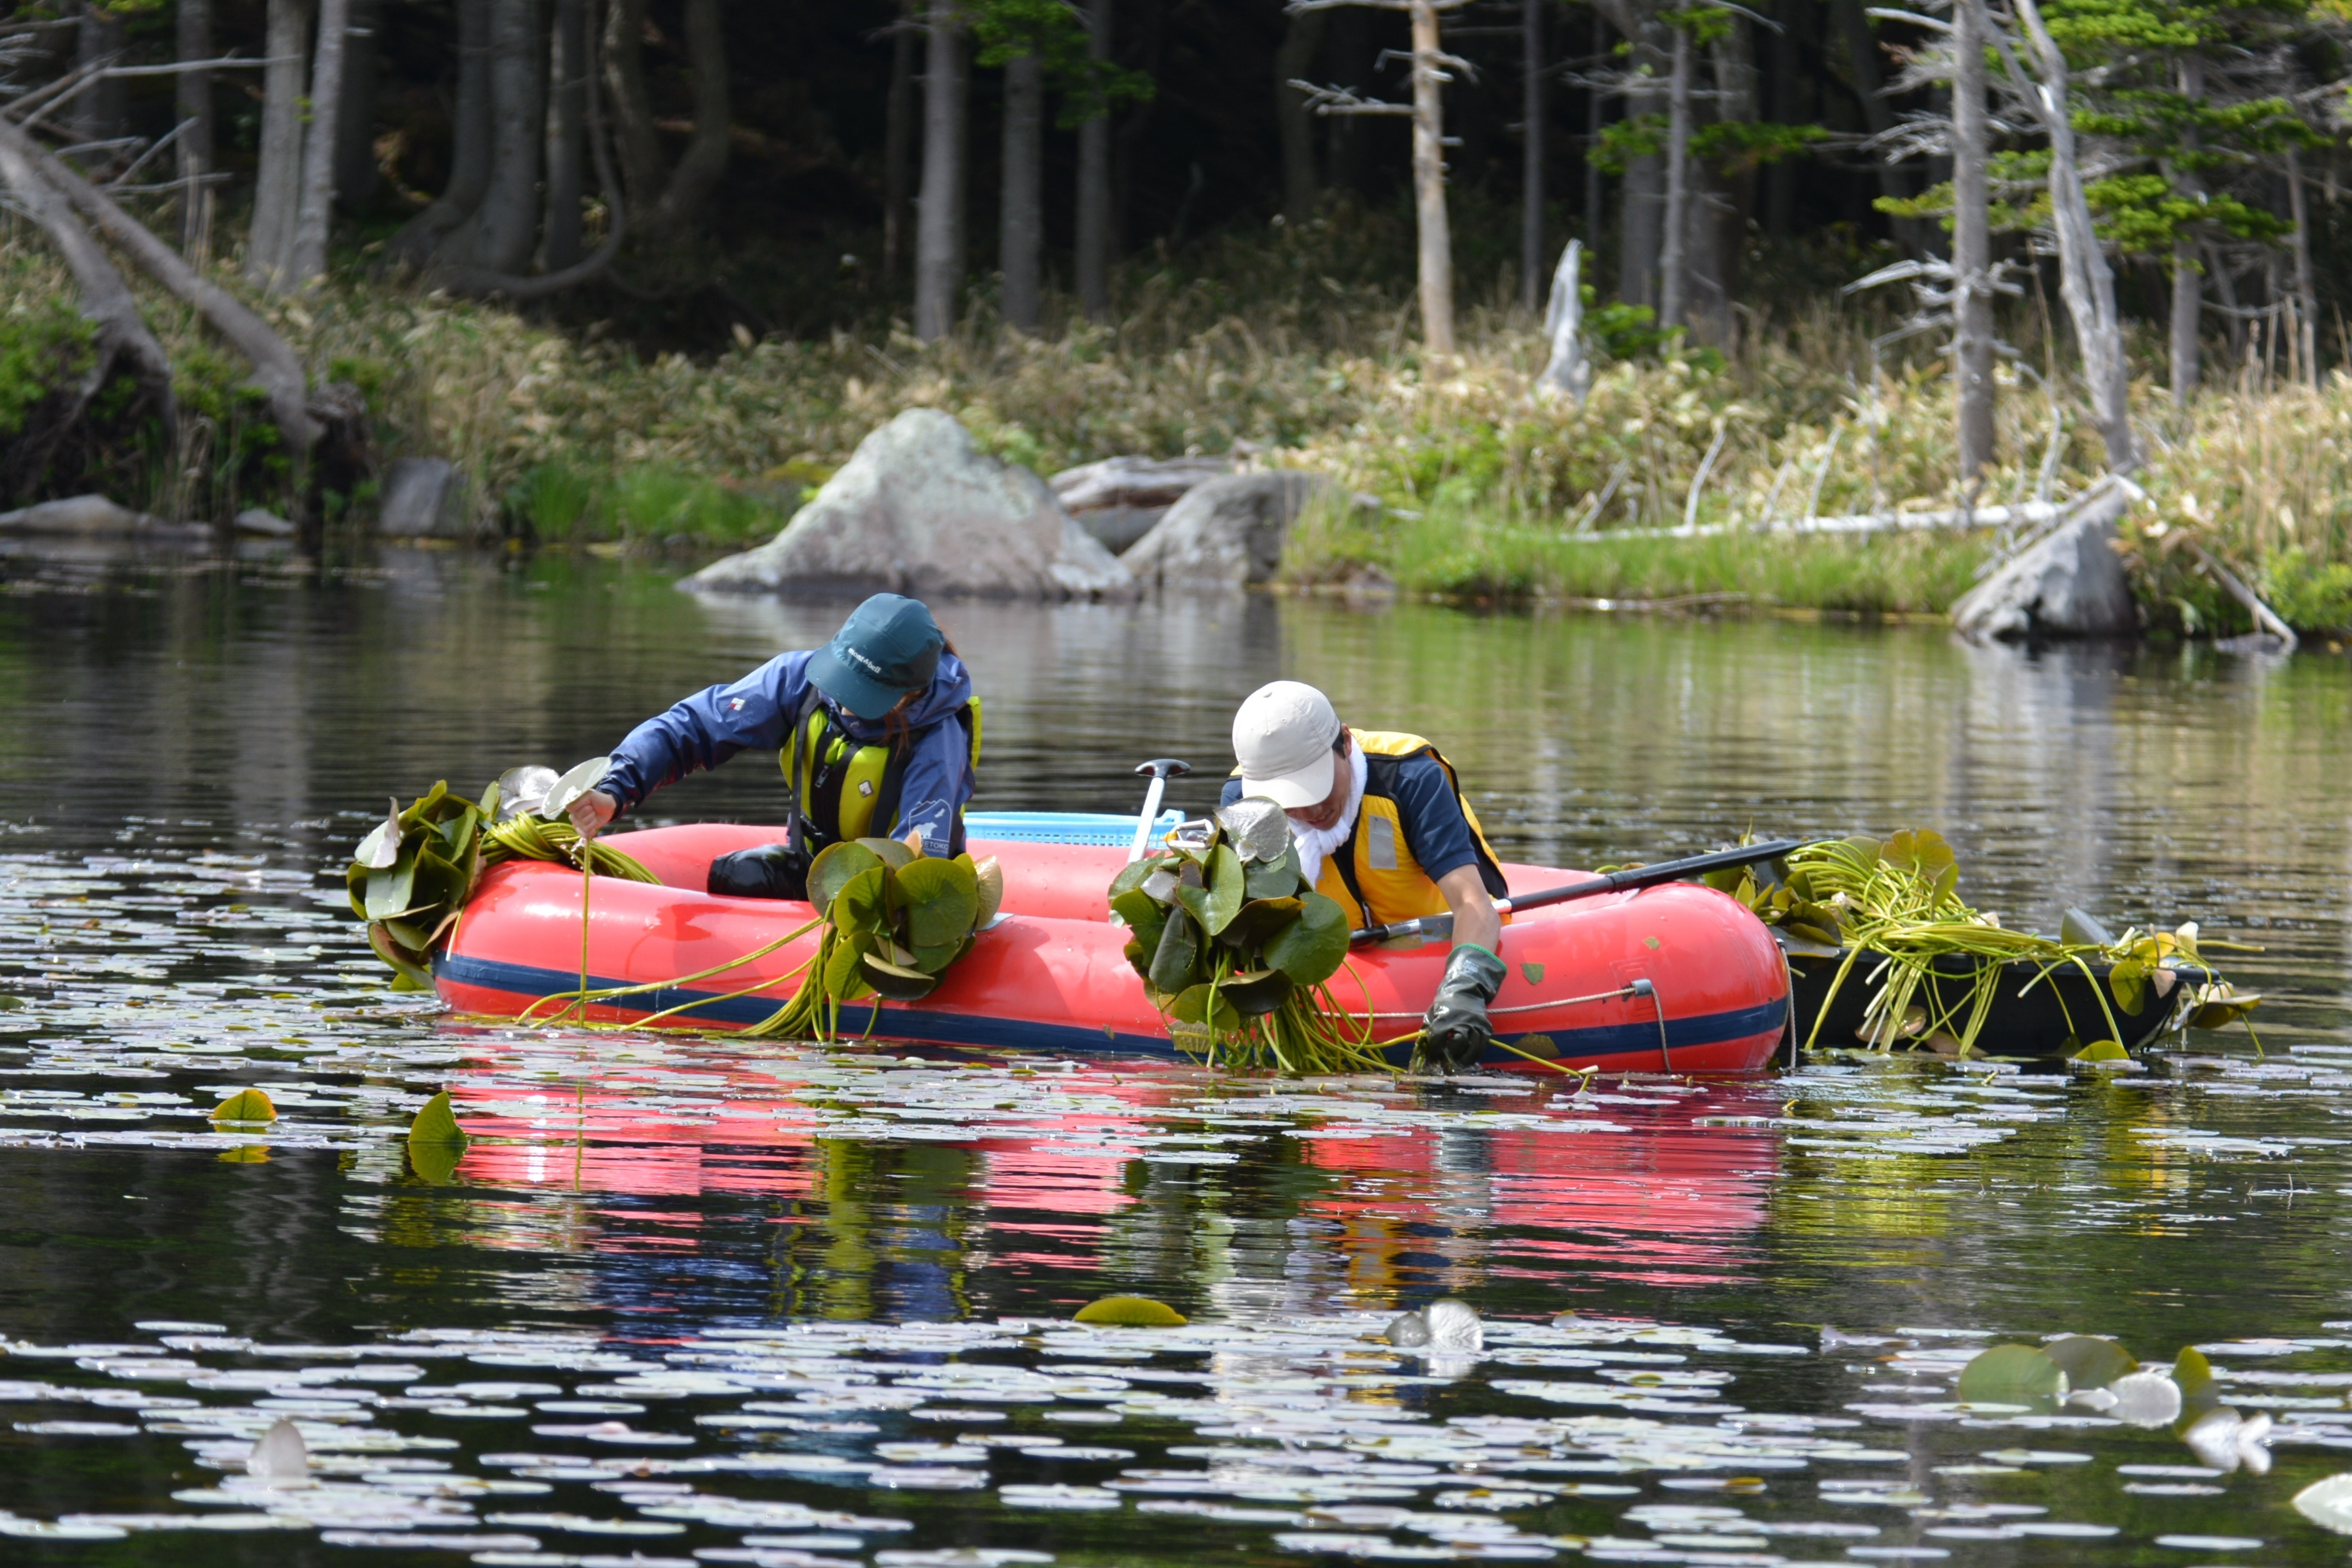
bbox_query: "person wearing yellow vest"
[565,594,979,900]
[1221,680,1512,1071]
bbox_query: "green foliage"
[510,463,598,540]
[609,467,779,544]
[967,0,1154,127]
[2262,546,2352,630]
[0,301,95,440]
[1593,115,1823,178]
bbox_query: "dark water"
[2,547,2350,1566]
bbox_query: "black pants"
[708,842,810,901]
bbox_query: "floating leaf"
[353,797,403,870]
[895,856,979,948]
[1177,845,1246,936]
[855,835,917,870]
[495,765,558,820]
[2109,956,2148,1016]
[1216,798,1292,864]
[808,841,885,913]
[408,1090,468,1148]
[829,866,892,942]
[1141,868,1181,905]
[2295,1475,2352,1535]
[1107,857,1162,900]
[2188,987,2263,1030]
[971,855,1005,927]
[1218,896,1303,951]
[210,1088,278,1124]
[217,1145,270,1165]
[1073,1296,1186,1327]
[1219,968,1295,1017]
[1244,847,1305,900]
[1170,983,1242,1033]
[1149,906,1202,996]
[2071,1038,2129,1062]
[2060,906,2115,947]
[2108,1369,2184,1427]
[367,924,434,992]
[362,840,419,923]
[910,938,969,975]
[823,932,877,1002]
[2172,1345,2216,1403]
[1266,892,1350,986]
[1955,1344,2067,1405]
[248,1417,308,1484]
[537,756,612,821]
[862,953,940,1001]
[2044,1335,2136,1390]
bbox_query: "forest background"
[4,0,2352,634]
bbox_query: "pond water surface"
[1,547,2350,1567]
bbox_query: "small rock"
[247,1416,309,1484]
[1386,1297,1482,1354]
[1121,471,1328,590]
[0,494,188,536]
[233,508,297,538]
[685,409,1134,601]
[378,456,470,539]
[1051,454,1234,553]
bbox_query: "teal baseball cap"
[807,594,944,719]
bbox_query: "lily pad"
[406,1092,468,1185]
[855,836,917,870]
[211,1088,278,1124]
[1265,892,1350,987]
[1218,896,1304,952]
[1245,847,1305,900]
[1219,968,1295,1017]
[823,931,877,1003]
[862,953,941,1001]
[896,856,979,948]
[538,756,612,821]
[2294,1475,2352,1535]
[2188,990,2262,1030]
[1216,798,1292,864]
[362,841,419,923]
[829,866,892,941]
[1150,906,1202,996]
[1073,1296,1186,1327]
[368,923,434,992]
[1176,845,1246,937]
[1107,857,1162,900]
[809,841,885,913]
[1955,1344,2067,1405]
[2044,1336,2136,1390]
[495,765,559,820]
[1170,983,1243,1033]
[971,855,1005,927]
[353,797,404,870]
[2107,1369,2184,1427]
[2071,1038,2129,1062]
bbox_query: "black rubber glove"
[1418,943,1506,1073]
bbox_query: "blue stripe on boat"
[965,809,1183,847]
[434,952,1788,1069]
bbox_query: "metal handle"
[1128,758,1192,862]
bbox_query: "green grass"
[502,461,797,546]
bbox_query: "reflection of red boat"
[435,815,1789,1073]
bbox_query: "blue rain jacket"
[602,650,976,856]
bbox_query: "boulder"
[1950,480,2140,640]
[378,457,469,538]
[1120,470,1328,590]
[685,408,1134,600]
[233,508,297,538]
[0,494,176,536]
[1050,454,1233,553]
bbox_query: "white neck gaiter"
[1290,740,1369,889]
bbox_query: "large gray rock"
[379,457,469,538]
[685,408,1134,600]
[1120,470,1328,590]
[1950,481,2140,640]
[1050,453,1233,553]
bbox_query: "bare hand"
[568,789,617,843]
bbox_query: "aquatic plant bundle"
[1707,830,2257,1056]
[742,836,1004,1043]
[347,769,659,990]
[1106,798,1375,1073]
[1953,1337,2272,1475]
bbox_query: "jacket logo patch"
[858,780,875,797]
[1366,816,1399,871]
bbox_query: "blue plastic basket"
[965,809,1184,849]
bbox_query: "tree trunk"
[2287,143,2319,387]
[1610,8,1667,312]
[2014,0,2137,472]
[1829,0,1922,252]
[654,0,729,229]
[287,0,352,293]
[1407,0,1456,355]
[883,3,917,282]
[335,0,382,210]
[175,0,215,252]
[914,0,968,342]
[445,0,546,275]
[544,0,587,269]
[1951,0,1995,479]
[1690,19,1756,346]
[602,0,664,221]
[1659,26,1690,331]
[1000,51,1044,332]
[1585,7,1605,248]
[0,127,178,459]
[1275,7,1324,223]
[2166,54,2204,404]
[1075,0,1114,321]
[1522,0,1544,314]
[248,0,312,289]
[73,3,127,148]
[389,0,491,267]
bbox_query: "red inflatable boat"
[434,813,1791,1073]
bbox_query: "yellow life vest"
[1311,730,1508,929]
[779,690,981,851]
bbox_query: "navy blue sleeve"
[1387,755,1481,882]
[885,717,977,857]
[602,651,815,816]
[1219,776,1245,808]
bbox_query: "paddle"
[1349,838,1810,945]
[1128,757,1192,862]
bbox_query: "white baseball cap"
[1233,681,1343,808]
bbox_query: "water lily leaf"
[1955,1344,2068,1405]
[1175,847,1245,937]
[2044,1336,2136,1390]
[1141,868,1182,905]
[896,856,979,947]
[1218,896,1303,951]
[2072,1038,2129,1062]
[1149,905,1203,995]
[823,932,877,1002]
[397,779,450,830]
[2172,1346,2217,1405]
[1521,962,1546,986]
[409,1090,467,1146]
[911,937,970,975]
[808,841,885,915]
[862,952,940,1000]
[2109,956,2148,1016]
[211,1087,278,1124]
[2108,1369,2185,1427]
[368,923,434,991]
[1073,1296,1186,1327]
[2060,906,2115,947]
[363,841,419,923]
[354,797,404,870]
[855,836,917,870]
[495,764,557,820]
[1220,968,1295,1017]
[1112,889,1168,968]
[536,757,611,822]
[1245,846,1305,900]
[2189,990,2262,1030]
[829,866,892,941]
[1108,857,1165,900]
[2294,1475,2352,1535]
[970,855,1005,926]
[1266,892,1350,986]
[218,1145,271,1165]
[247,1417,308,1483]
[393,843,466,921]
[1216,797,1292,864]
[1169,982,1242,1032]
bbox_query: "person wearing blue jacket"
[566,594,979,900]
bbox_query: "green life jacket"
[779,687,981,858]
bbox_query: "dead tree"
[246,0,309,289]
[915,0,968,342]
[1075,0,1113,321]
[1950,0,1993,480]
[289,0,353,291]
[1288,0,1472,355]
